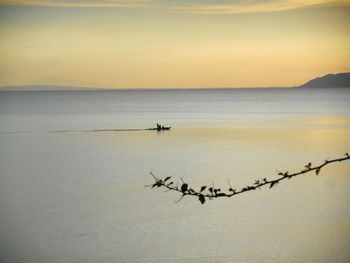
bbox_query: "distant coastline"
[0,86,291,91]
[1,72,349,91]
[0,85,102,92]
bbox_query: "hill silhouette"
[1,73,350,90]
[298,72,350,88]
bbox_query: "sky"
[0,0,349,88]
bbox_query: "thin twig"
[146,153,350,204]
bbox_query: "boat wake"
[52,128,151,133]
[2,127,171,134]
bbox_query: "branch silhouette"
[146,153,350,204]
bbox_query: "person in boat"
[157,123,161,131]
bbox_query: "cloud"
[0,0,349,13]
[173,0,350,14]
[0,0,153,8]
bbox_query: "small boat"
[149,126,172,131]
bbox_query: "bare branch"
[146,153,350,204]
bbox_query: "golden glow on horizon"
[1,0,349,13]
[0,0,152,8]
[0,1,349,88]
[174,0,350,14]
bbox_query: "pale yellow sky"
[0,0,349,88]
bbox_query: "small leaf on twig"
[198,194,205,204]
[214,188,221,193]
[181,183,188,193]
[152,181,162,188]
[315,168,320,175]
[200,186,207,192]
[269,181,278,189]
[229,188,236,193]
[305,162,312,169]
[164,176,171,182]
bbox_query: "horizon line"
[0,84,296,91]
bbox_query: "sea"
[0,88,350,262]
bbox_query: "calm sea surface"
[1,88,350,262]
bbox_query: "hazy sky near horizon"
[0,0,349,88]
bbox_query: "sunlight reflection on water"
[0,89,350,262]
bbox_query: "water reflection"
[1,90,349,262]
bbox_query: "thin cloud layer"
[0,0,349,13]
[0,0,153,8]
[175,0,350,14]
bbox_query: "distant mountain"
[297,73,350,88]
[2,73,350,90]
[0,85,100,91]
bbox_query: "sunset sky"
[0,0,349,88]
